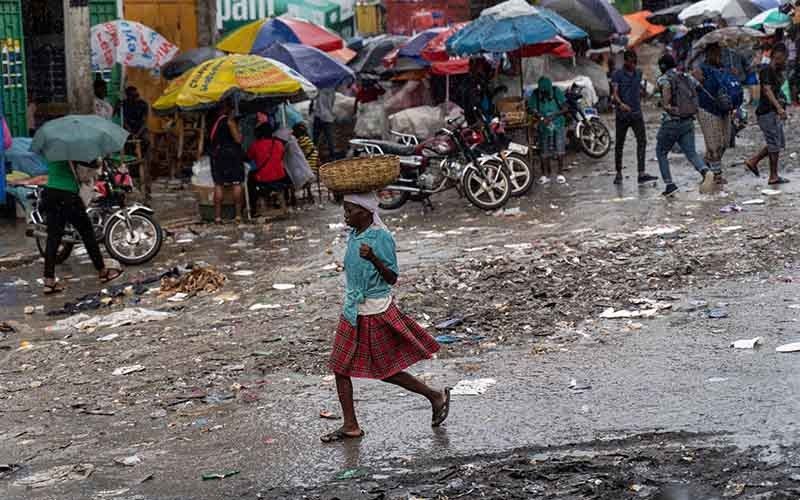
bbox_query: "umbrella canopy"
[540,0,629,43]
[217,17,353,62]
[421,24,468,62]
[162,47,224,80]
[679,0,763,27]
[647,3,692,25]
[624,11,667,47]
[91,20,178,70]
[349,35,408,74]
[751,0,782,9]
[447,0,587,56]
[258,42,354,89]
[31,115,129,162]
[692,26,766,50]
[153,55,317,114]
[746,7,793,30]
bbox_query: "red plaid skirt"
[329,302,440,379]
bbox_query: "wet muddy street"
[3,108,800,499]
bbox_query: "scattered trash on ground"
[776,342,800,353]
[249,303,282,311]
[451,378,496,396]
[741,199,765,206]
[201,470,240,480]
[493,207,525,217]
[168,292,189,302]
[720,204,743,213]
[319,410,340,420]
[707,308,729,319]
[568,379,592,393]
[731,337,762,349]
[112,364,145,376]
[272,283,295,291]
[335,468,365,480]
[97,333,119,342]
[719,226,743,233]
[161,266,226,296]
[761,189,782,196]
[114,456,142,467]
[232,270,255,277]
[72,308,173,332]
[13,464,94,489]
[435,317,464,330]
[634,225,681,237]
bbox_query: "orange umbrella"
[623,11,666,48]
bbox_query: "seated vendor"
[247,122,289,215]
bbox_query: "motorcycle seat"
[360,140,417,156]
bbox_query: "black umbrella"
[162,47,225,80]
[647,3,692,26]
[348,35,408,74]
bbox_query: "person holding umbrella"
[31,116,128,294]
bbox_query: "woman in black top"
[209,99,245,223]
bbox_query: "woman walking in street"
[321,193,451,443]
[209,99,245,224]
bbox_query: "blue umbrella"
[257,43,355,89]
[447,1,587,56]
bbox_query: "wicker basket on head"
[319,156,400,194]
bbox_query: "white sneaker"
[699,170,715,194]
[556,175,567,184]
[538,176,551,185]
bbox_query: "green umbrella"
[745,8,792,31]
[31,115,129,162]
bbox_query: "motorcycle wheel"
[462,161,511,211]
[35,237,73,265]
[505,153,534,197]
[377,189,410,210]
[578,118,611,159]
[104,211,163,266]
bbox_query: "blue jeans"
[656,118,708,186]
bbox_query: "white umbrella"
[679,0,762,27]
[692,26,766,51]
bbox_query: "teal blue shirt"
[343,226,398,326]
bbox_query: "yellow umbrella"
[153,54,317,114]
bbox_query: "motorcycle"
[470,110,534,197]
[25,160,164,266]
[564,82,612,159]
[349,115,512,211]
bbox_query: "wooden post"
[63,0,93,114]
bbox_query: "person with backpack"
[745,43,791,185]
[611,50,658,185]
[694,43,742,186]
[655,53,716,197]
[528,76,568,185]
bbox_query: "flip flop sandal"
[43,283,65,295]
[432,387,452,427]
[744,160,760,177]
[320,428,365,443]
[769,177,790,185]
[100,269,124,284]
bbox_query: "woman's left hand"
[359,244,376,261]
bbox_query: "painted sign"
[217,0,354,35]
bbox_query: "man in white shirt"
[93,78,113,120]
[312,87,336,161]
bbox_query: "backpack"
[668,71,698,118]
[701,66,743,115]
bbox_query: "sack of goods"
[319,156,400,193]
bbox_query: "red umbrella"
[512,36,575,58]
[421,23,469,62]
[279,17,344,52]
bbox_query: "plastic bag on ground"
[191,156,213,188]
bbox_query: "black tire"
[462,161,511,211]
[103,211,163,266]
[35,237,74,265]
[505,153,534,197]
[578,118,611,159]
[377,189,410,210]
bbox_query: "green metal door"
[0,0,26,136]
[90,0,121,105]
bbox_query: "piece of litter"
[707,377,729,383]
[112,365,145,376]
[719,204,743,213]
[321,263,338,271]
[761,189,782,196]
[707,308,729,319]
[504,243,532,250]
[201,470,240,480]
[599,308,659,319]
[97,333,119,342]
[319,410,340,420]
[272,283,295,291]
[114,456,141,467]
[168,292,188,302]
[731,337,762,349]
[742,198,765,205]
[232,270,255,277]
[249,303,281,311]
[328,223,346,230]
[634,225,681,237]
[494,207,525,217]
[568,378,592,392]
[719,226,743,232]
[435,317,464,330]
[451,378,496,396]
[776,342,800,353]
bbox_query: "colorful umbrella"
[624,11,667,47]
[91,20,178,70]
[216,17,354,63]
[258,43,354,89]
[31,115,129,162]
[679,0,763,27]
[153,55,317,114]
[421,24,468,62]
[746,7,793,30]
[162,47,225,80]
[540,0,630,43]
[447,0,587,56]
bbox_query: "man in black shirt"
[120,86,149,141]
[746,43,790,185]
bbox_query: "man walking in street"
[746,43,791,185]
[611,49,657,185]
[655,53,716,197]
[312,87,337,162]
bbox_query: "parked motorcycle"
[25,160,163,266]
[564,82,611,159]
[349,116,512,211]
[470,110,534,197]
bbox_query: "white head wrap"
[344,192,387,230]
